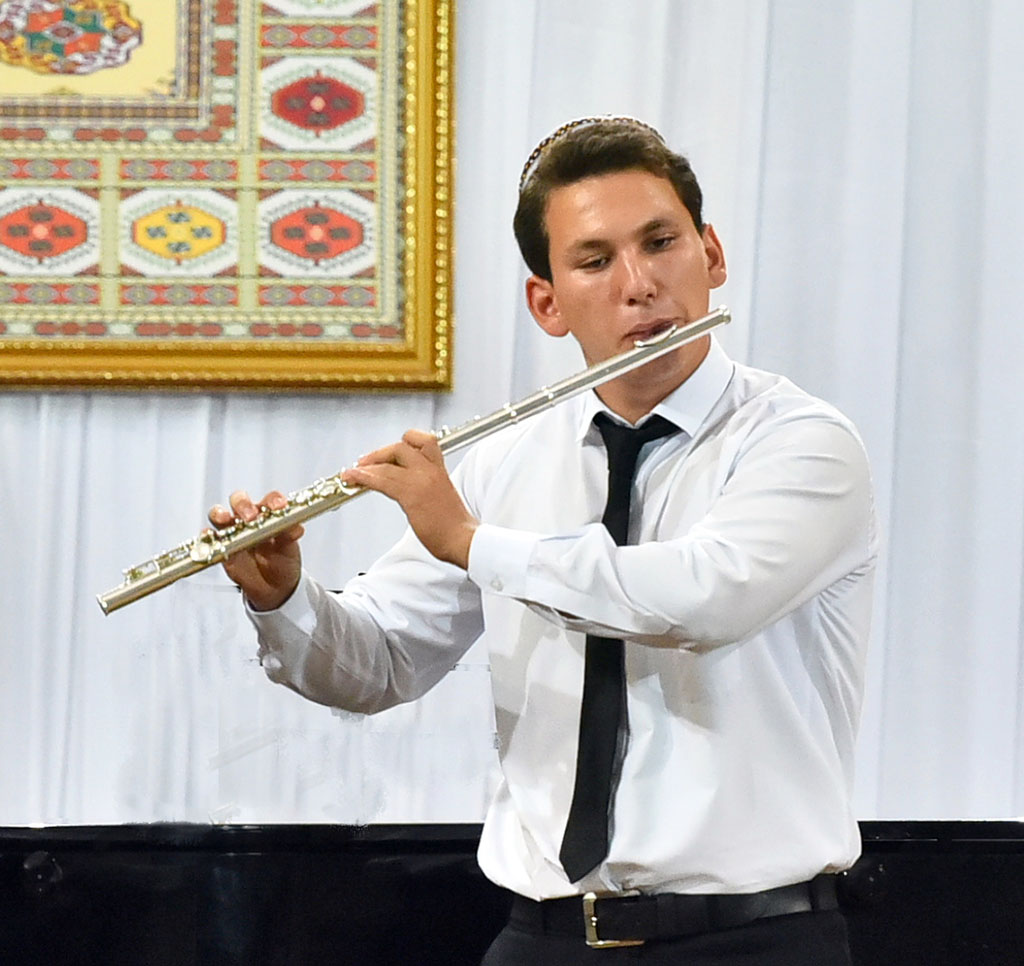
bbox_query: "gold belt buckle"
[582,890,644,949]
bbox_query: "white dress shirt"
[250,337,878,901]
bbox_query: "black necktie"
[559,412,679,883]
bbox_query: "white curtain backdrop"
[3,0,1023,825]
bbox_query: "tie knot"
[593,412,678,465]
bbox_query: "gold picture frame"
[0,0,453,390]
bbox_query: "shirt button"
[490,577,503,592]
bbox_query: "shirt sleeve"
[248,523,485,714]
[466,412,876,650]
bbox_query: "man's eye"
[579,256,608,270]
[649,235,676,250]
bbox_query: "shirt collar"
[574,335,735,442]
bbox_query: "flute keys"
[313,477,342,498]
[125,559,159,581]
[189,533,221,563]
[337,472,362,496]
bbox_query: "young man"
[212,117,877,964]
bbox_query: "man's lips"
[627,319,677,343]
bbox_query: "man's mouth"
[628,319,677,343]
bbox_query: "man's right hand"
[207,490,303,612]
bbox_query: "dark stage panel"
[1,822,1022,965]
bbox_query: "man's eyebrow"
[639,216,678,234]
[566,238,608,255]
[565,216,681,255]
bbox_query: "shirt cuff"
[467,523,539,597]
[244,571,320,680]
[243,572,314,629]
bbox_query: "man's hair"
[513,117,705,281]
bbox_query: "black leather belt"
[510,875,839,949]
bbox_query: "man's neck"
[595,335,710,424]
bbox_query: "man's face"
[526,168,726,370]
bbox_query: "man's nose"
[617,251,657,304]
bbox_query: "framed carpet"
[0,0,453,389]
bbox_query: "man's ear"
[701,224,728,289]
[525,275,570,337]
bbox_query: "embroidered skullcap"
[518,115,666,193]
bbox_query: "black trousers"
[480,907,853,966]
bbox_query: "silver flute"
[97,306,730,614]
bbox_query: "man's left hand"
[341,429,478,569]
